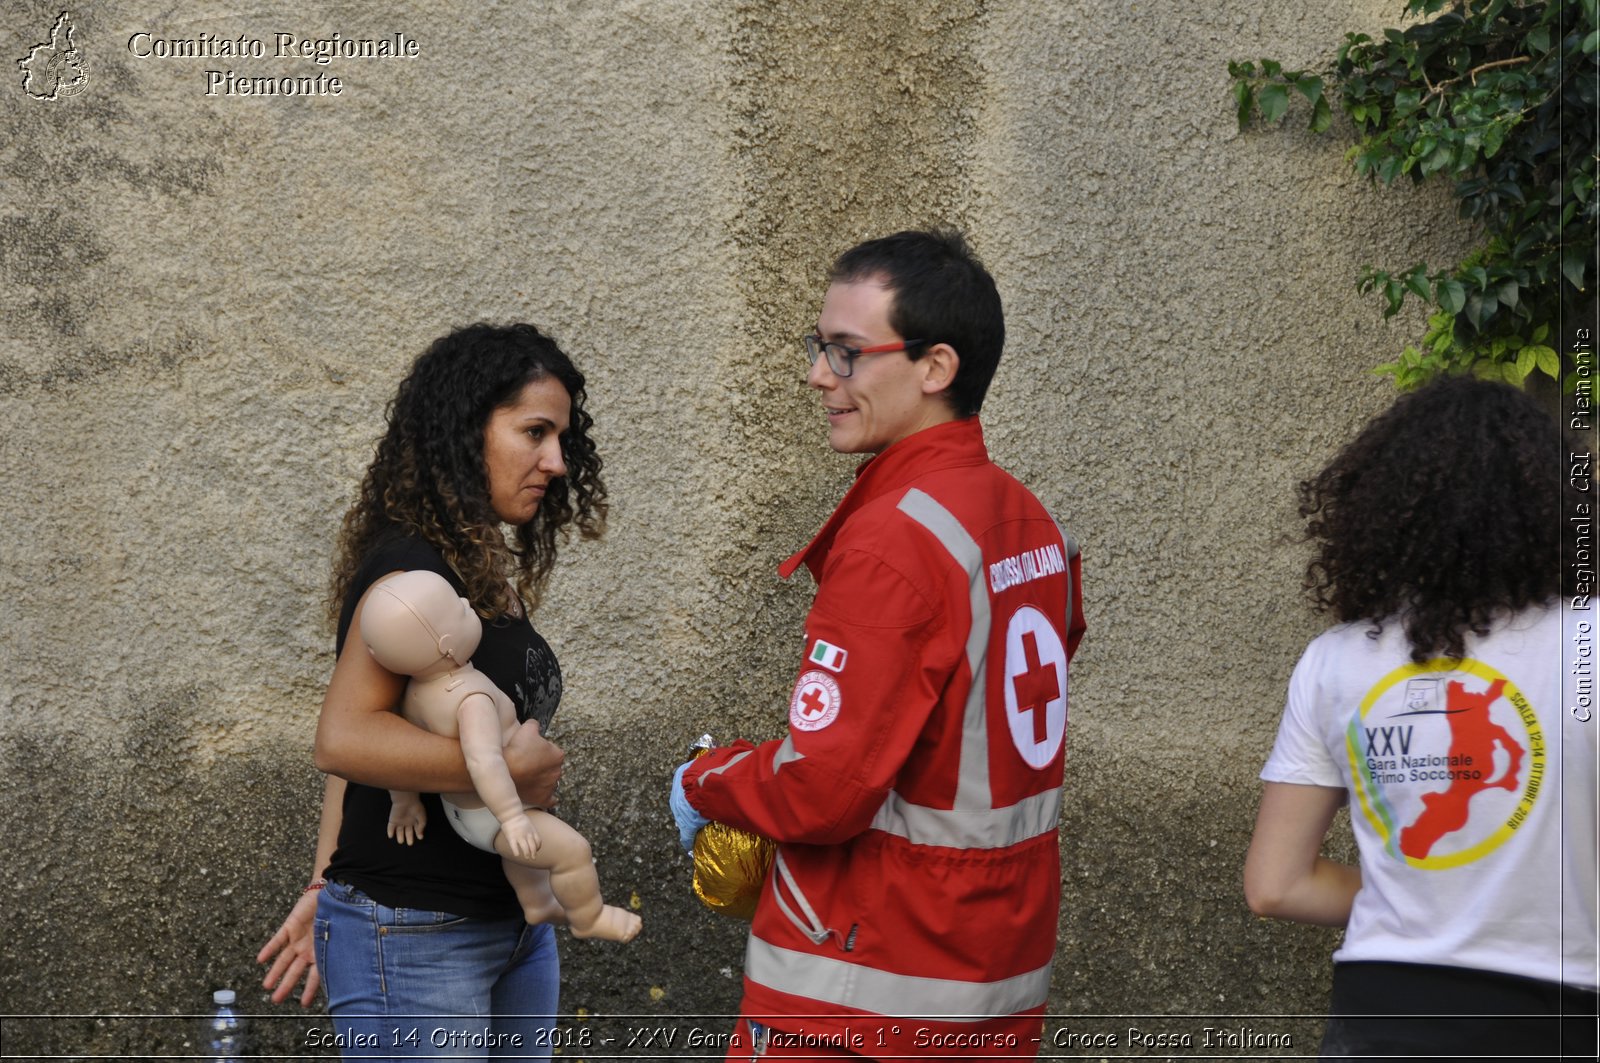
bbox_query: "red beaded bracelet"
[303,879,326,894]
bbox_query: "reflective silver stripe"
[1049,515,1079,639]
[1058,527,1079,556]
[771,850,832,945]
[695,749,752,780]
[870,786,1061,849]
[895,488,993,812]
[746,937,1052,1020]
[772,735,805,772]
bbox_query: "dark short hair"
[1300,375,1560,661]
[829,229,1004,416]
[331,322,606,619]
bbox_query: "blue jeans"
[314,879,559,1061]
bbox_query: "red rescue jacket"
[684,417,1085,1059]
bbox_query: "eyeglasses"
[803,334,928,378]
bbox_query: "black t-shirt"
[323,525,562,919]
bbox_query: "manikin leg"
[494,810,641,942]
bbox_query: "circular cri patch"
[790,670,842,732]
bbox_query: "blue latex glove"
[670,761,710,856]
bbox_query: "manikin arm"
[314,575,563,805]
[1243,781,1361,927]
[386,790,427,845]
[458,692,541,860]
[257,774,345,1006]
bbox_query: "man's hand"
[257,889,321,1007]
[498,813,542,862]
[505,720,563,807]
[670,761,710,855]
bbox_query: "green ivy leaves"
[1228,62,1332,131]
[1378,314,1558,389]
[1231,0,1597,389]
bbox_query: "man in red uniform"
[671,229,1085,1060]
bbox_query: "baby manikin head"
[362,570,484,676]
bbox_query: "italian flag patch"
[808,638,847,673]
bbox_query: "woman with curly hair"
[256,322,610,1058]
[1244,375,1596,1059]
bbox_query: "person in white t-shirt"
[1244,375,1597,1060]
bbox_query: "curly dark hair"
[330,322,607,620]
[1300,375,1559,662]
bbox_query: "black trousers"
[1322,961,1599,1060]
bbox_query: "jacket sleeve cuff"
[679,739,755,819]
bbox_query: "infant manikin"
[361,570,640,942]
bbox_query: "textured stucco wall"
[2,0,1476,1055]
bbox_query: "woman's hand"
[505,720,564,807]
[257,889,321,1007]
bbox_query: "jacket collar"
[779,417,989,581]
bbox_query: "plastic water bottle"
[204,989,247,1062]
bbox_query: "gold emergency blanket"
[688,737,775,921]
[691,821,775,921]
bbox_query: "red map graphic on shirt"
[1399,678,1523,859]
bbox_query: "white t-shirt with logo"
[1262,604,1597,989]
